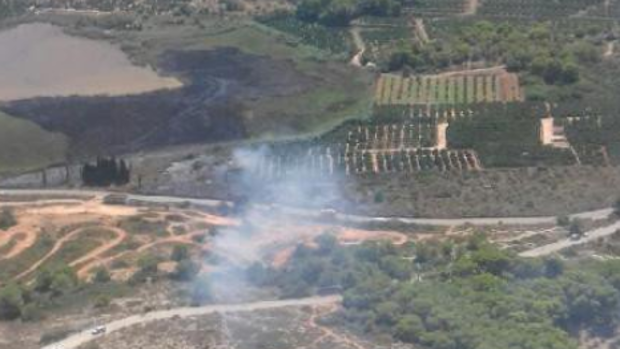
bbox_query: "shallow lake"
[0,23,182,101]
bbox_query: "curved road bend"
[41,295,342,349]
[0,189,614,227]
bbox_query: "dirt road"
[349,27,365,67]
[414,18,430,44]
[605,41,615,58]
[463,0,479,15]
[519,221,620,257]
[41,295,342,349]
[0,189,614,227]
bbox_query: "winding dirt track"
[14,226,125,281]
[69,227,126,268]
[0,227,37,260]
[41,295,343,349]
[349,27,366,67]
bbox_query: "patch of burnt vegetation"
[1,48,316,158]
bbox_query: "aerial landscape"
[3,0,620,348]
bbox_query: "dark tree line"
[296,0,404,26]
[81,157,130,187]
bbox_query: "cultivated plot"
[375,70,523,106]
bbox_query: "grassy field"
[197,23,374,138]
[155,20,373,135]
[0,111,67,175]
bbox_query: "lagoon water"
[0,23,182,101]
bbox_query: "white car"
[91,326,106,336]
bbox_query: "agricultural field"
[478,0,606,18]
[375,70,523,105]
[251,146,480,180]
[244,100,614,184]
[402,0,468,16]
[246,110,480,181]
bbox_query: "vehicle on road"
[91,326,106,336]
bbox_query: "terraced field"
[403,0,468,16]
[251,147,481,180]
[375,70,523,106]
[478,0,605,18]
[248,109,482,180]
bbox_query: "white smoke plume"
[204,145,345,302]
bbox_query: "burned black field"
[1,47,317,158]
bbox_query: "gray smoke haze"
[205,145,345,302]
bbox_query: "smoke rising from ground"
[204,145,345,302]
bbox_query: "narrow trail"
[463,0,479,15]
[414,18,430,44]
[69,227,126,268]
[77,250,131,279]
[0,226,37,260]
[136,232,203,253]
[14,225,123,281]
[42,295,343,349]
[78,229,204,278]
[349,26,366,67]
[605,41,615,58]
[308,304,366,349]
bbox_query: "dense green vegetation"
[0,208,16,231]
[387,20,606,86]
[0,264,79,321]
[257,13,354,55]
[296,0,404,26]
[447,103,575,167]
[251,234,620,349]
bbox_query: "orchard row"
[375,72,523,106]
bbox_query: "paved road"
[519,221,620,257]
[41,295,342,349]
[0,188,614,227]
